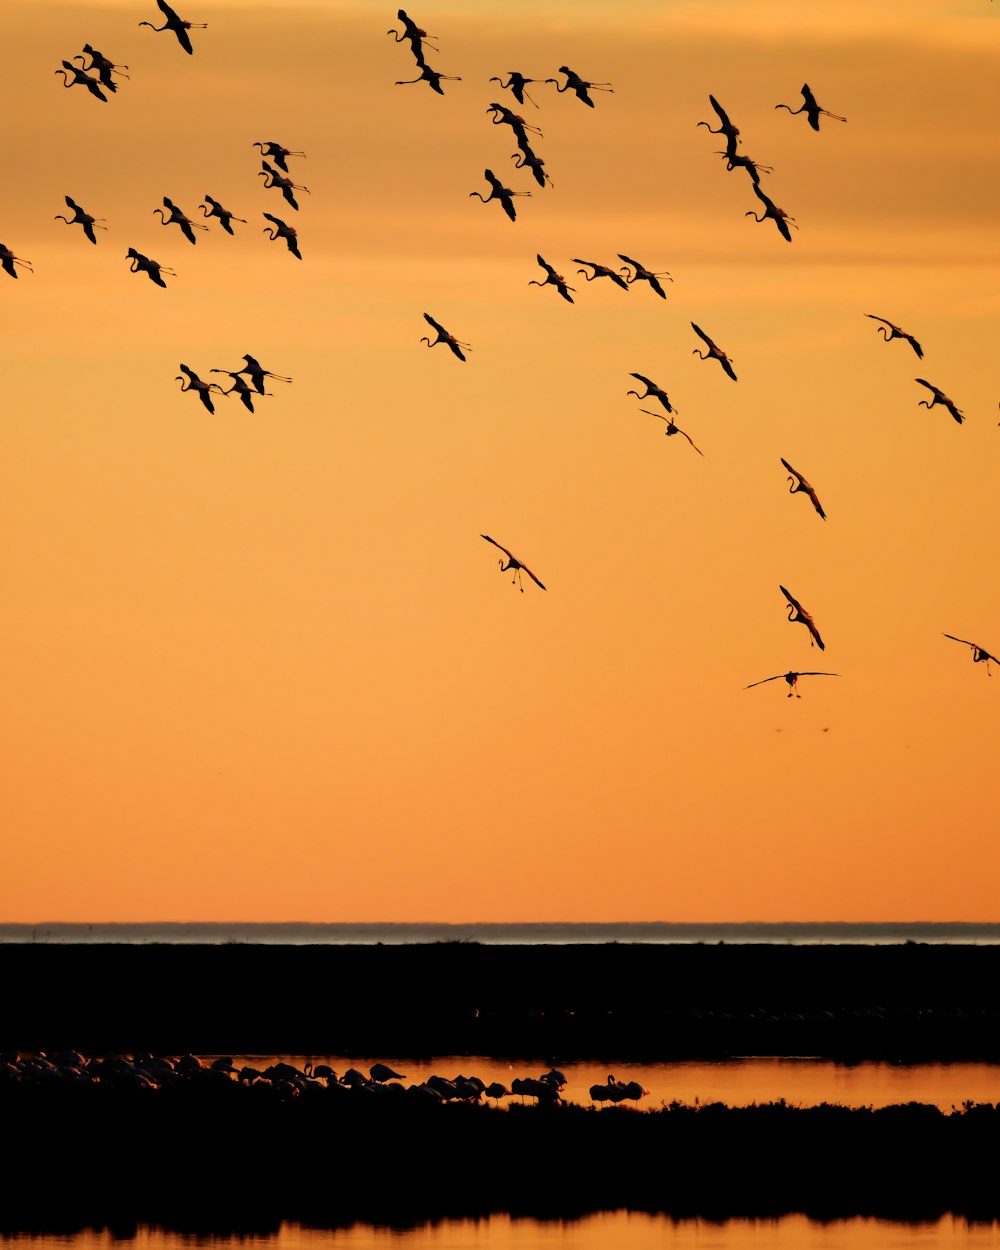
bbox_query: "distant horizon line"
[4,921,999,929]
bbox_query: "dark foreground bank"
[3,942,1000,1059]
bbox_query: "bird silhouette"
[865,315,923,358]
[370,1064,405,1083]
[573,259,631,291]
[781,458,826,520]
[259,161,310,211]
[775,83,846,131]
[210,371,266,411]
[54,60,107,102]
[74,45,128,93]
[139,0,206,55]
[745,671,838,697]
[943,634,997,675]
[154,197,207,244]
[487,102,542,148]
[481,535,546,592]
[915,378,963,424]
[489,71,540,108]
[718,149,773,185]
[252,141,305,173]
[395,62,460,94]
[262,213,301,259]
[54,196,106,245]
[640,409,703,455]
[627,373,675,414]
[233,354,292,394]
[698,95,740,159]
[420,313,469,361]
[691,323,737,380]
[176,364,225,413]
[199,195,246,235]
[386,10,438,62]
[469,169,529,222]
[529,255,574,303]
[126,247,173,287]
[780,585,825,650]
[510,146,551,188]
[0,243,33,279]
[745,182,796,242]
[546,66,613,108]
[617,254,672,299]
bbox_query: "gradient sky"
[2,0,998,923]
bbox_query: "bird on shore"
[74,45,128,93]
[199,195,246,235]
[233,354,292,394]
[618,255,672,299]
[529,255,574,302]
[511,146,551,188]
[210,372,265,411]
[574,259,631,291]
[691,323,737,380]
[139,0,206,55]
[489,71,540,108]
[865,315,923,358]
[126,247,173,287]
[154,197,207,244]
[780,585,825,650]
[781,458,826,520]
[54,60,108,102]
[469,170,529,222]
[746,182,796,242]
[627,373,675,414]
[262,213,301,258]
[370,1064,406,1083]
[546,66,613,108]
[943,634,997,675]
[395,62,460,94]
[176,364,225,413]
[0,243,33,278]
[640,409,703,455]
[259,162,309,211]
[775,83,846,131]
[420,313,469,361]
[253,141,305,173]
[915,379,964,424]
[54,196,106,244]
[481,535,546,592]
[745,671,838,697]
[698,95,740,158]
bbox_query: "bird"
[718,149,773,185]
[209,371,267,411]
[691,323,737,380]
[469,170,530,222]
[126,247,173,287]
[54,196,106,245]
[640,410,703,455]
[487,102,543,142]
[915,378,964,425]
[865,315,923,358]
[780,458,826,520]
[0,243,33,279]
[176,364,225,413]
[510,147,551,188]
[546,66,613,108]
[573,259,631,291]
[370,1064,405,1083]
[627,373,675,414]
[154,197,207,245]
[233,354,292,394]
[74,45,128,93]
[259,162,310,211]
[775,83,846,131]
[420,313,469,362]
[617,255,672,299]
[698,95,740,159]
[779,585,825,650]
[252,141,305,173]
[199,195,246,235]
[386,10,438,61]
[395,62,461,94]
[262,213,301,259]
[745,671,839,698]
[481,535,546,592]
[485,1081,509,1105]
[529,255,574,303]
[745,182,796,242]
[489,72,540,108]
[54,61,107,102]
[139,0,206,55]
[943,634,997,675]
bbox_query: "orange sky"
[2,0,998,923]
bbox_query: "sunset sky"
[2,0,998,924]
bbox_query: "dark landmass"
[3,942,1000,1059]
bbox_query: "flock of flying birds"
[5,4,995,700]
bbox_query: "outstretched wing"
[447,339,466,362]
[630,373,655,388]
[423,313,445,334]
[904,333,923,359]
[865,313,892,328]
[914,377,938,396]
[709,95,733,128]
[617,253,641,271]
[720,356,738,381]
[675,425,704,456]
[691,322,714,349]
[481,533,514,562]
[744,674,785,689]
[779,584,802,613]
[536,253,556,278]
[780,457,801,481]
[520,564,546,591]
[943,633,976,649]
[157,0,182,18]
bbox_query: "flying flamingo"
[154,197,207,244]
[691,323,737,380]
[546,66,613,108]
[139,0,206,55]
[469,170,529,222]
[54,196,106,245]
[176,364,225,413]
[253,141,305,173]
[865,315,923,359]
[745,671,838,698]
[232,354,292,394]
[0,243,32,279]
[420,313,469,362]
[915,379,964,425]
[487,102,542,138]
[489,71,540,108]
[775,83,846,131]
[698,95,740,159]
[259,161,310,211]
[573,259,630,291]
[529,255,574,303]
[779,585,825,650]
[745,182,796,242]
[262,212,301,259]
[395,63,461,95]
[617,254,672,299]
[627,373,676,414]
[200,195,246,235]
[210,371,266,412]
[719,149,773,185]
[481,535,546,592]
[126,247,173,287]
[943,634,997,675]
[510,147,551,188]
[640,409,703,455]
[780,458,826,520]
[74,45,128,93]
[54,61,107,102]
[386,10,438,60]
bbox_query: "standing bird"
[529,255,574,303]
[573,259,630,291]
[865,315,923,359]
[395,63,461,94]
[618,254,672,299]
[745,182,796,242]
[691,323,737,380]
[0,243,32,279]
[779,585,825,651]
[252,141,305,173]
[262,213,301,259]
[139,0,206,55]
[627,373,675,414]
[780,458,826,520]
[745,671,838,698]
[640,410,703,455]
[775,83,846,131]
[234,354,292,394]
[546,66,613,108]
[54,196,106,245]
[469,170,530,222]
[154,197,207,245]
[915,379,964,425]
[199,195,246,235]
[176,364,225,413]
[54,60,108,102]
[698,95,740,159]
[489,71,540,108]
[126,247,173,287]
[943,634,997,675]
[259,162,310,211]
[481,535,546,593]
[75,45,128,93]
[210,371,265,412]
[420,313,469,362]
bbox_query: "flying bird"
[233,354,292,394]
[528,255,574,303]
[627,373,675,414]
[915,378,964,424]
[639,410,703,455]
[259,161,310,211]
[780,458,826,520]
[546,66,613,108]
[865,315,922,358]
[210,371,267,412]
[698,95,740,158]
[386,10,438,62]
[0,243,32,279]
[489,71,540,108]
[943,634,997,675]
[154,197,207,244]
[126,247,173,287]
[176,364,225,413]
[691,323,737,380]
[262,213,301,259]
[420,313,469,361]
[487,102,543,141]
[745,182,796,242]
[745,671,838,697]
[718,149,773,185]
[481,535,546,592]
[510,147,551,188]
[54,60,108,102]
[200,195,246,235]
[252,141,305,173]
[395,62,460,94]
[573,259,631,291]
[617,254,672,299]
[74,45,128,92]
[54,196,106,245]
[780,585,825,650]
[775,83,846,131]
[139,0,206,55]
[469,169,529,222]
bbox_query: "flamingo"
[252,141,305,173]
[915,379,964,425]
[259,161,310,211]
[627,374,675,414]
[420,313,469,361]
[209,371,267,411]
[618,254,672,299]
[54,61,107,102]
[176,364,225,413]
[745,182,796,242]
[200,195,246,235]
[745,671,838,698]
[489,72,540,108]
[779,585,825,651]
[139,0,206,55]
[546,66,613,108]
[481,535,546,592]
[262,212,301,259]
[154,197,207,245]
[370,1063,405,1083]
[395,62,461,95]
[640,409,703,455]
[511,147,551,188]
[865,315,923,359]
[943,634,997,675]
[0,243,32,279]
[573,259,630,291]
[469,169,529,222]
[775,83,846,131]
[485,1081,509,1105]
[54,196,106,245]
[698,95,740,159]
[74,45,128,93]
[718,149,773,185]
[780,458,826,520]
[232,354,292,394]
[487,102,542,140]
[529,255,574,303]
[126,247,173,287]
[691,323,737,380]
[387,10,438,61]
